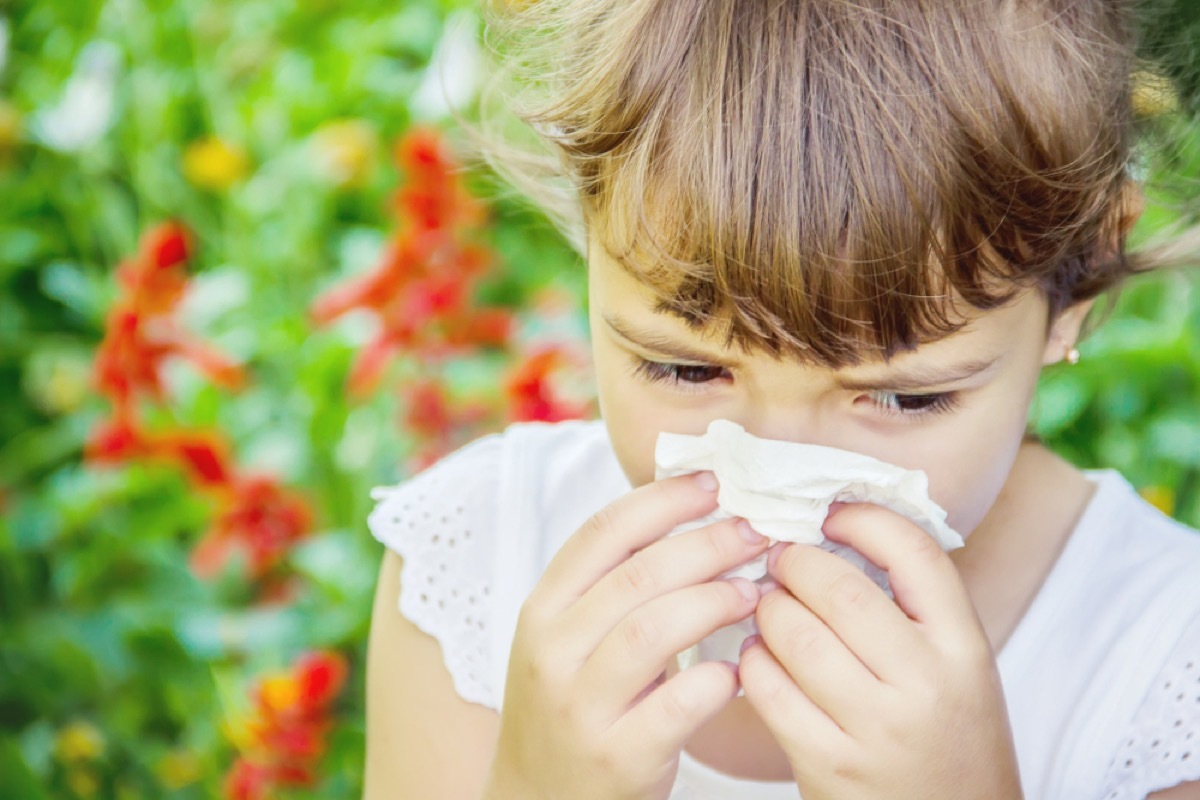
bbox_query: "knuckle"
[828,750,866,783]
[828,571,872,613]
[703,521,739,562]
[620,612,661,655]
[784,622,824,663]
[616,552,660,596]
[586,504,621,539]
[515,594,549,636]
[523,644,560,687]
[739,647,792,711]
[656,685,699,726]
[906,532,944,565]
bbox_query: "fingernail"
[757,579,779,596]
[727,578,757,604]
[739,634,761,655]
[736,518,765,545]
[692,471,718,492]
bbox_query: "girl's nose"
[726,410,837,450]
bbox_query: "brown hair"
[470,0,1200,367]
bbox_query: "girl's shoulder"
[1005,468,1200,799]
[366,418,627,710]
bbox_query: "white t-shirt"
[369,419,1200,800]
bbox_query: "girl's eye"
[630,358,729,392]
[866,390,959,420]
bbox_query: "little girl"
[365,1,1200,798]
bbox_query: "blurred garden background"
[0,0,1199,798]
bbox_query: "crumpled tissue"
[654,419,963,670]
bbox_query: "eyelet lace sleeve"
[367,433,504,710]
[1100,611,1200,799]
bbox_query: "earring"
[1065,346,1081,365]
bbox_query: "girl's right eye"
[630,358,729,393]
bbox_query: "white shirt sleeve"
[367,432,505,711]
[1100,611,1200,799]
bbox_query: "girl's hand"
[483,471,770,800]
[739,503,1024,800]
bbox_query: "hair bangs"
[477,0,1196,369]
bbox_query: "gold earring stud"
[1065,347,1081,365]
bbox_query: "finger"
[754,586,885,734]
[739,634,849,762]
[533,472,721,614]
[580,578,759,718]
[613,660,740,760]
[767,543,932,686]
[562,516,768,655]
[821,504,979,638]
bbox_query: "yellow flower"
[0,98,20,158]
[27,351,91,415]
[155,748,201,789]
[55,721,105,763]
[310,119,378,188]
[182,136,250,191]
[1131,70,1179,118]
[66,768,99,798]
[1139,485,1176,517]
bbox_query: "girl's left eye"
[630,358,729,393]
[864,390,959,420]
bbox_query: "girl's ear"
[1041,298,1096,366]
[1040,180,1145,366]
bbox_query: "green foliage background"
[0,1,1197,797]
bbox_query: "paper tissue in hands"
[654,419,964,670]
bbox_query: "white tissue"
[654,419,963,670]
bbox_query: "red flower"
[144,221,192,269]
[224,759,271,800]
[505,346,593,423]
[84,416,149,464]
[310,127,507,401]
[295,652,348,708]
[223,651,348,800]
[190,475,313,579]
[92,223,245,415]
[148,428,236,487]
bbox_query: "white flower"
[30,40,121,152]
[409,10,483,120]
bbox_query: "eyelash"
[629,358,960,421]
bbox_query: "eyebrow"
[833,357,1000,392]
[603,312,999,392]
[605,313,743,368]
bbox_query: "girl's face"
[587,237,1089,538]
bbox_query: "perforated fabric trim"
[367,433,504,710]
[1100,611,1200,799]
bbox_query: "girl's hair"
[470,0,1200,367]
